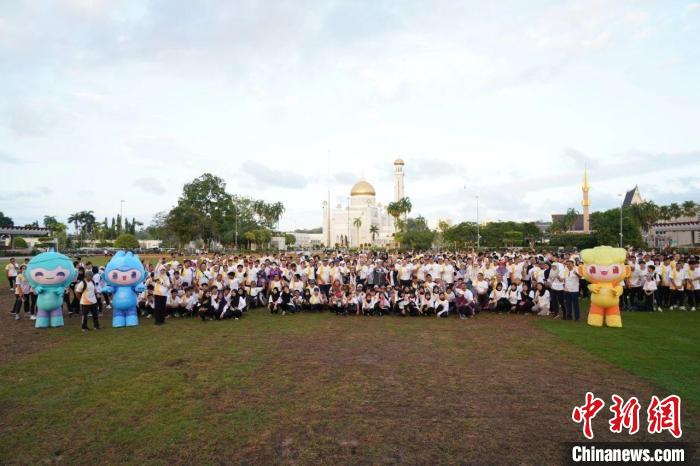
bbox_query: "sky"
[1,0,699,232]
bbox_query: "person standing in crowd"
[75,270,100,331]
[563,260,581,321]
[5,257,18,291]
[152,267,170,325]
[548,257,565,318]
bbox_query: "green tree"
[285,233,296,246]
[12,237,28,248]
[387,202,401,229]
[166,205,205,247]
[0,211,13,227]
[667,202,682,220]
[681,200,697,218]
[395,216,435,250]
[352,217,362,245]
[630,201,660,231]
[369,224,379,243]
[590,208,643,247]
[443,222,478,247]
[114,233,140,249]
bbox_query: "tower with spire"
[582,165,590,233]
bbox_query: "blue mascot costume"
[25,251,76,329]
[103,250,146,327]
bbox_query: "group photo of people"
[7,248,700,330]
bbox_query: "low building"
[0,227,51,249]
[647,213,700,248]
[286,232,324,249]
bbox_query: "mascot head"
[580,246,629,284]
[104,250,146,287]
[25,251,76,288]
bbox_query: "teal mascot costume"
[25,251,76,328]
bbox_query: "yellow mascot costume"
[580,246,630,328]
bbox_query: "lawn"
[1,255,698,463]
[536,307,700,409]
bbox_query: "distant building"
[0,227,51,248]
[622,186,643,208]
[286,232,324,249]
[647,211,700,248]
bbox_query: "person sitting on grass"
[515,282,535,314]
[435,292,449,318]
[183,287,199,318]
[280,285,295,315]
[532,282,550,316]
[454,283,476,319]
[268,287,281,314]
[488,282,508,312]
[309,287,325,311]
[166,288,182,317]
[362,292,374,315]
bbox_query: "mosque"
[322,159,405,247]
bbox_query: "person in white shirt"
[473,273,489,311]
[488,282,509,312]
[5,257,18,290]
[75,270,100,331]
[532,282,551,316]
[435,292,450,318]
[548,258,565,318]
[669,262,686,310]
[563,260,581,321]
[642,265,658,312]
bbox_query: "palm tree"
[352,217,362,247]
[369,224,379,243]
[668,203,682,220]
[681,200,697,218]
[658,205,671,222]
[387,202,401,229]
[398,197,412,220]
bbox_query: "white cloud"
[132,177,166,195]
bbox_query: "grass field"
[0,256,698,464]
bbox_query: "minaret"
[582,165,590,233]
[393,158,405,202]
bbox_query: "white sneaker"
[14,314,20,320]
[658,308,663,313]
[30,315,36,320]
[691,308,697,312]
[679,306,687,311]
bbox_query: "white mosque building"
[322,159,406,247]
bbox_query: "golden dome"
[394,158,405,165]
[350,180,376,196]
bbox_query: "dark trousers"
[8,276,16,289]
[12,295,22,314]
[686,289,697,308]
[642,292,655,312]
[564,292,580,321]
[670,289,684,307]
[320,284,331,298]
[154,295,167,324]
[658,286,670,308]
[550,289,564,316]
[81,303,99,329]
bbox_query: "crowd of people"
[5,248,700,330]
